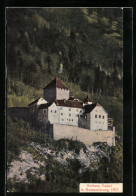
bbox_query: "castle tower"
[43,78,70,102]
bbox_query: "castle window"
[95,115,97,118]
[55,110,57,113]
[69,114,71,116]
[80,110,82,113]
[62,119,64,121]
[69,108,71,111]
[72,119,73,121]
[102,116,104,119]
[99,115,101,118]
[51,110,52,113]
[61,113,63,115]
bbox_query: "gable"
[84,103,107,114]
[91,105,107,114]
[43,78,69,90]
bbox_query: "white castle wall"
[48,104,84,127]
[52,124,115,146]
[90,106,108,131]
[56,88,69,100]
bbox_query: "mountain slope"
[7,8,123,96]
[7,117,123,192]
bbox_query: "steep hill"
[7,117,123,192]
[7,8,123,96]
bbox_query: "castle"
[27,78,115,146]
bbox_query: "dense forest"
[7,8,123,96]
[6,9,123,192]
[6,8,123,136]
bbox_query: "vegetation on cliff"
[6,9,123,192]
[7,117,123,192]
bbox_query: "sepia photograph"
[6,8,123,193]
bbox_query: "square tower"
[43,78,70,102]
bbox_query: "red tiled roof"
[38,102,53,109]
[54,99,83,108]
[84,103,101,113]
[43,78,69,90]
[28,98,40,106]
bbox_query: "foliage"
[7,117,123,192]
[7,8,123,97]
[7,116,48,164]
[7,80,42,107]
[7,8,123,136]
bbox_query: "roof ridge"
[56,77,69,90]
[43,78,69,90]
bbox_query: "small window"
[44,110,46,113]
[80,110,82,113]
[95,115,97,118]
[72,119,73,121]
[69,108,71,111]
[99,115,101,118]
[51,110,52,113]
[61,119,64,121]
[102,116,104,119]
[69,114,71,116]
[61,113,63,115]
[55,110,57,113]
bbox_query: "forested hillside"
[7,8,123,136]
[7,8,123,96]
[6,9,123,191]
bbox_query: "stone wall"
[56,88,69,100]
[52,124,115,146]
